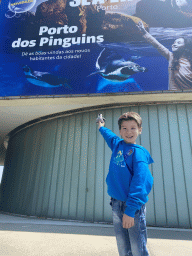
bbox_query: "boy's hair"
[118,112,142,129]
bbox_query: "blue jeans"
[110,198,149,256]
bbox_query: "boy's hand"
[122,214,134,229]
[97,121,105,129]
[96,114,105,129]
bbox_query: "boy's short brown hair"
[118,112,142,129]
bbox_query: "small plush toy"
[96,114,106,124]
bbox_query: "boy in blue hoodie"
[97,112,154,256]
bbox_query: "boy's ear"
[139,127,142,134]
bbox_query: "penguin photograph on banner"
[0,0,192,97]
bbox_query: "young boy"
[97,112,154,256]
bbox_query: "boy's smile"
[119,120,142,144]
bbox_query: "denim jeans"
[110,198,149,256]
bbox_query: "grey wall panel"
[185,104,192,225]
[85,113,97,222]
[103,109,113,222]
[139,106,156,226]
[149,106,167,226]
[167,105,190,228]
[95,112,105,222]
[1,103,192,228]
[157,105,178,227]
[62,116,75,218]
[177,105,192,227]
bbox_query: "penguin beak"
[139,67,148,72]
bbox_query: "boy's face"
[119,120,142,144]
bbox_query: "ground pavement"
[0,212,192,256]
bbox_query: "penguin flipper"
[87,70,105,77]
[33,71,50,77]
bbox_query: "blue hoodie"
[99,127,154,218]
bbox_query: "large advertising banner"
[0,0,192,97]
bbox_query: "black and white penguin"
[23,65,72,89]
[88,48,147,82]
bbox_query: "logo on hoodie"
[127,149,133,156]
[113,150,126,167]
[124,149,134,162]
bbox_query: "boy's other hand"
[122,214,134,229]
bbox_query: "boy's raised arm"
[96,114,121,150]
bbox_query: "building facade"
[1,101,192,228]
